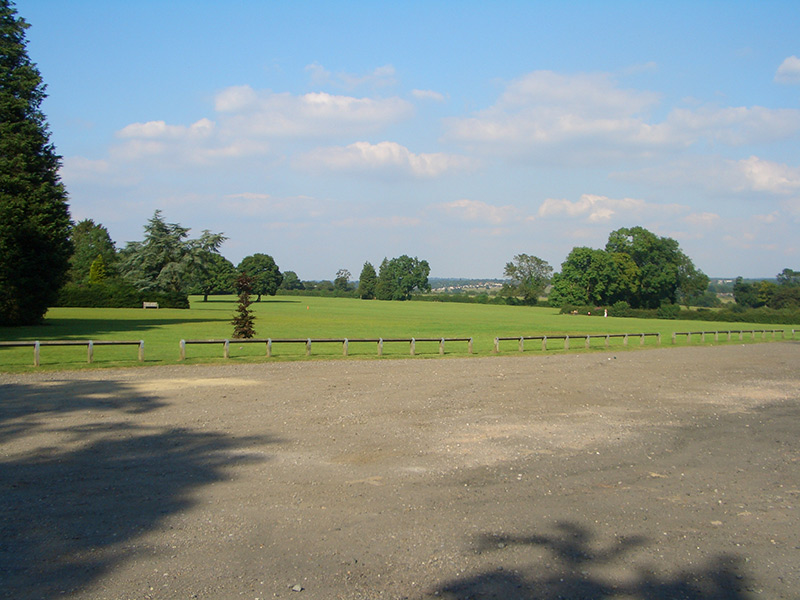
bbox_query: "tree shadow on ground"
[0,379,166,444]
[434,521,752,599]
[0,379,277,599]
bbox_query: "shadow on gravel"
[0,380,277,600]
[0,379,166,444]
[434,521,752,599]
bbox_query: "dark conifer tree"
[0,1,72,325]
[232,273,256,339]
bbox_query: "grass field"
[0,295,796,371]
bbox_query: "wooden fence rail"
[671,329,785,344]
[179,336,474,360]
[0,340,144,367]
[494,332,661,353]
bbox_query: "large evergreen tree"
[0,1,72,325]
[119,210,226,295]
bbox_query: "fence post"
[657,332,661,345]
[714,331,719,342]
[87,340,94,363]
[671,332,676,345]
[494,337,499,353]
[378,338,383,356]
[605,334,610,348]
[564,335,570,351]
[542,336,547,351]
[585,335,590,349]
[138,340,145,362]
[343,338,348,356]
[623,334,628,347]
[34,341,40,367]
[727,331,732,342]
[266,339,272,357]
[306,338,312,356]
[751,331,756,340]
[469,338,473,354]
[701,332,705,343]
[439,338,445,355]
[180,339,186,360]
[410,338,415,356]
[518,337,524,352]
[224,339,230,359]
[640,333,645,346]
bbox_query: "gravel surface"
[2,342,799,599]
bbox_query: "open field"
[0,295,797,371]
[2,343,799,599]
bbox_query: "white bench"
[142,302,159,309]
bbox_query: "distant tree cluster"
[733,269,800,310]
[374,255,431,301]
[56,211,288,310]
[549,226,708,309]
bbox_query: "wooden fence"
[179,336,474,360]
[671,329,785,344]
[0,340,144,367]
[494,332,661,353]
[2,328,795,367]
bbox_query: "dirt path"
[2,343,799,599]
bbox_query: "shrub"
[657,302,681,320]
[55,281,189,309]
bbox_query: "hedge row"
[55,282,190,309]
[559,302,800,325]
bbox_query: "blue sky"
[17,0,800,279]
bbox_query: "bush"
[657,303,681,320]
[55,281,189,309]
[610,301,632,317]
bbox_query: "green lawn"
[0,295,796,371]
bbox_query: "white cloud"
[615,156,800,198]
[332,215,422,228]
[304,62,398,90]
[665,106,800,145]
[443,70,800,165]
[411,89,446,102]
[222,193,325,219]
[439,199,520,225]
[215,87,413,138]
[538,194,653,222]
[736,156,800,194]
[60,156,109,181]
[683,212,720,227]
[775,55,800,84]
[296,141,475,178]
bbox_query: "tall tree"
[502,254,552,305]
[605,226,706,309]
[231,272,256,339]
[237,253,282,301]
[550,248,639,307]
[189,252,235,301]
[357,262,377,299]
[119,210,225,294]
[334,268,352,292]
[376,255,430,301]
[279,270,304,291]
[777,268,800,287]
[0,1,72,325]
[67,218,117,283]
